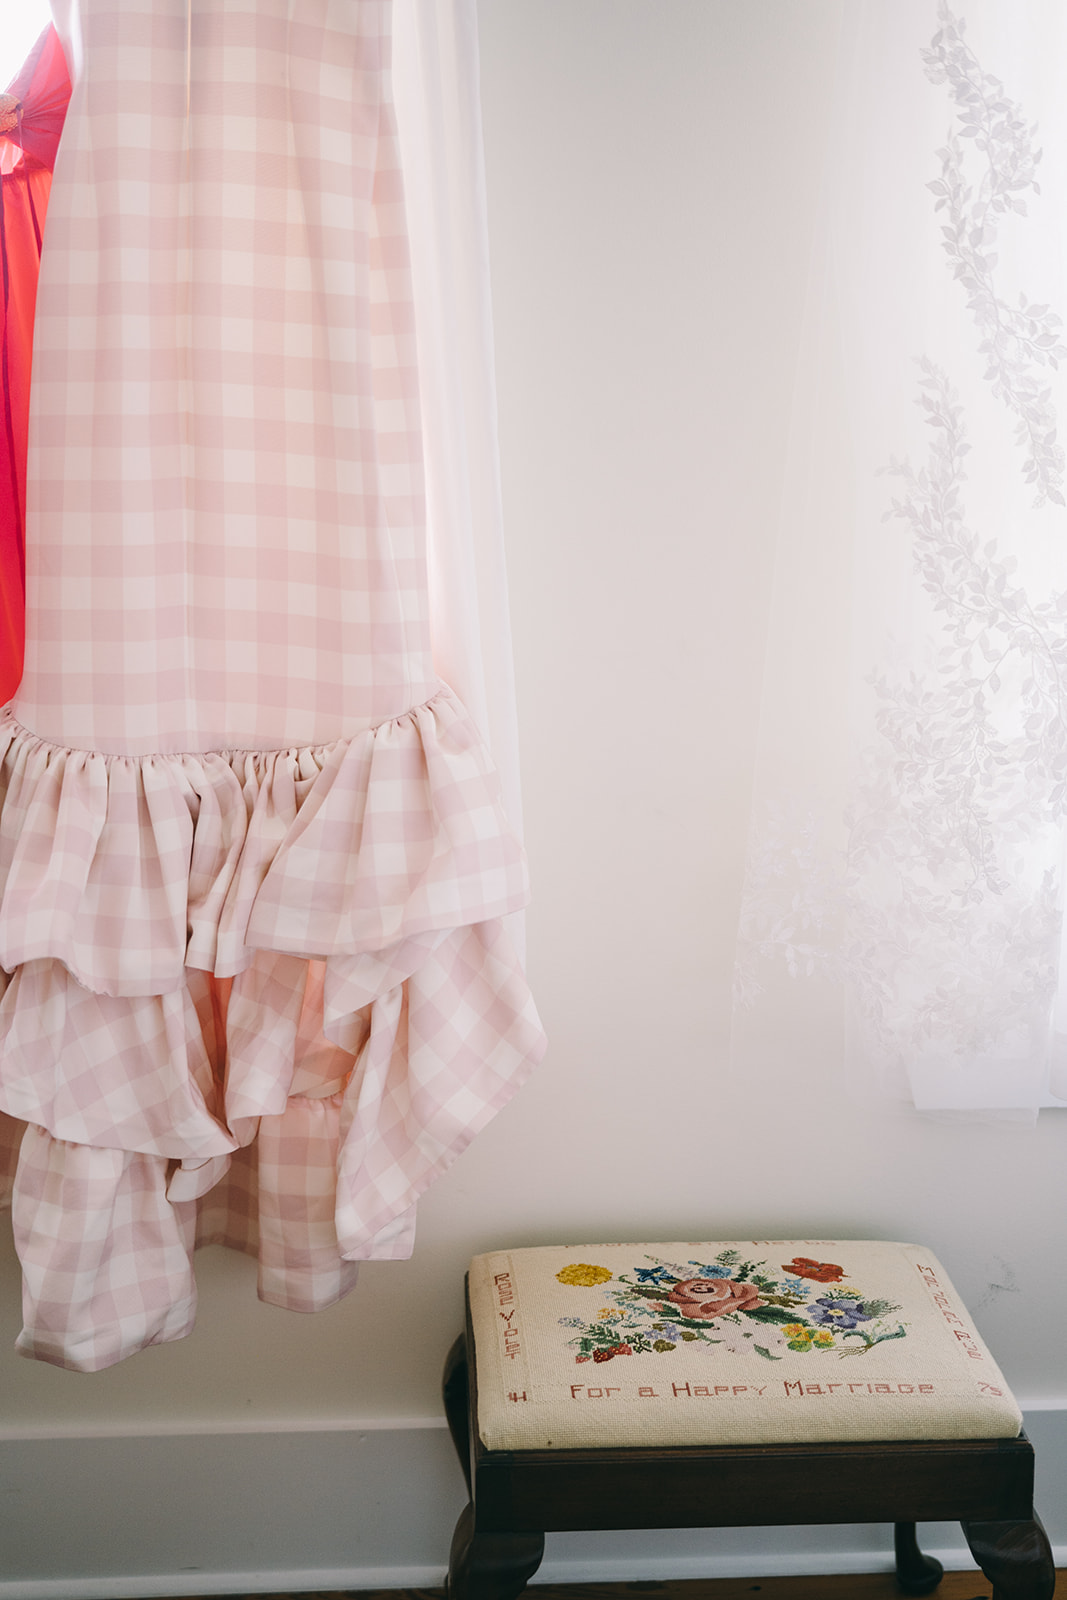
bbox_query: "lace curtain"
[732,0,1067,1117]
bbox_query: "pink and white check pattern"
[0,0,545,1370]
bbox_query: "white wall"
[3,4,1067,1594]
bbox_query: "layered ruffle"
[0,686,546,1370]
[0,686,526,993]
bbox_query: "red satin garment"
[0,28,71,704]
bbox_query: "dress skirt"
[0,0,544,1370]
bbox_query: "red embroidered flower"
[782,1256,845,1284]
[663,1277,762,1319]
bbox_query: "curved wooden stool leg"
[961,1514,1056,1600]
[443,1333,472,1494]
[442,1332,545,1600]
[894,1522,944,1594]
[446,1503,545,1600]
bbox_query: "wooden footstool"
[442,1240,1054,1600]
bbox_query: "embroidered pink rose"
[663,1277,762,1319]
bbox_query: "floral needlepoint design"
[808,1298,873,1331]
[664,1278,762,1318]
[593,1343,632,1362]
[781,1256,845,1284]
[556,1263,613,1288]
[558,1251,908,1364]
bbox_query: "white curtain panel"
[732,0,1067,1117]
[392,0,524,842]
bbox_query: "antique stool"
[442,1240,1054,1600]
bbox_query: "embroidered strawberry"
[592,1342,633,1362]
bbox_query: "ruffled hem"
[0,687,546,1370]
[0,685,527,994]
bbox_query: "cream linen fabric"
[0,0,545,1371]
[469,1241,1022,1450]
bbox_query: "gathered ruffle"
[0,685,528,994]
[0,686,546,1370]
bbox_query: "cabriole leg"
[446,1502,545,1600]
[961,1515,1056,1600]
[894,1521,944,1594]
[443,1333,472,1493]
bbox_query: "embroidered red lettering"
[917,1263,985,1361]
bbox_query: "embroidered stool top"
[468,1240,1023,1451]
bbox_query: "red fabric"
[0,28,71,704]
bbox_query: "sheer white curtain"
[732,0,1067,1117]
[392,0,524,841]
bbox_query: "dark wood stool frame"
[443,1284,1055,1600]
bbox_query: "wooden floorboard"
[172,1572,1064,1600]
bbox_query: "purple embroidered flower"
[807,1297,872,1330]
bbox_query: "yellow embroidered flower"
[812,1330,835,1348]
[783,1323,811,1340]
[597,1308,621,1320]
[556,1263,612,1288]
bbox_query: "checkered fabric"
[0,0,545,1371]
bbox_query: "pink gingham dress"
[0,0,544,1370]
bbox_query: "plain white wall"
[2,4,1066,1589]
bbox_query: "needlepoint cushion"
[468,1240,1023,1451]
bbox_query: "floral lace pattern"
[733,4,1067,1107]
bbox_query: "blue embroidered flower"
[558,1317,585,1328]
[687,1262,731,1278]
[807,1298,872,1330]
[634,1266,675,1283]
[782,1277,812,1295]
[649,1323,681,1343]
